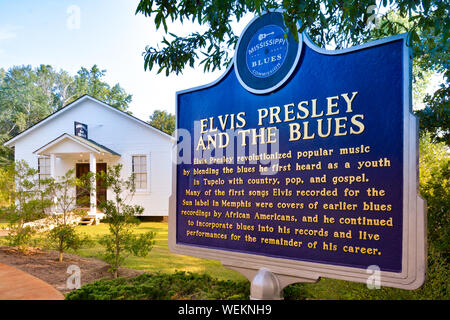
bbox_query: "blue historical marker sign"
[170,11,426,290]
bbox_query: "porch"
[33,133,121,219]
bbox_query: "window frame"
[131,154,150,193]
[38,156,51,181]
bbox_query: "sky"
[0,0,441,118]
[0,0,252,121]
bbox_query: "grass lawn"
[70,221,449,300]
[70,223,371,298]
[74,222,247,282]
[1,220,444,299]
[0,219,8,229]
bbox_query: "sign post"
[169,11,427,298]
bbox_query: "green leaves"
[143,32,207,75]
[42,169,93,262]
[368,9,449,144]
[416,77,450,145]
[137,0,449,145]
[154,11,168,33]
[0,64,133,166]
[137,0,448,71]
[47,224,92,256]
[72,65,132,112]
[125,231,156,257]
[138,0,247,75]
[2,160,50,252]
[148,110,175,135]
[97,164,155,278]
[65,271,251,300]
[419,133,450,264]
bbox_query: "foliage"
[148,109,175,135]
[415,79,450,145]
[136,0,449,144]
[47,224,92,262]
[0,166,14,206]
[419,133,449,260]
[136,0,448,73]
[97,164,156,278]
[309,244,448,300]
[65,271,250,300]
[73,65,132,112]
[2,160,52,252]
[282,283,309,300]
[369,10,449,144]
[0,64,133,165]
[70,267,446,300]
[44,169,92,262]
[0,65,55,165]
[73,222,246,282]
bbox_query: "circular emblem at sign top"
[246,25,288,78]
[235,11,302,94]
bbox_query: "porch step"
[78,216,98,226]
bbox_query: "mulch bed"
[0,246,144,295]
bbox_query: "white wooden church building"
[4,95,174,219]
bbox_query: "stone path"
[0,263,64,300]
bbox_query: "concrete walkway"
[0,263,64,300]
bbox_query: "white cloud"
[0,25,22,40]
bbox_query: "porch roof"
[33,133,121,156]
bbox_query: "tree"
[419,133,450,259]
[0,64,133,165]
[148,109,175,135]
[3,160,52,252]
[415,82,449,145]
[97,164,156,278]
[136,0,449,143]
[45,169,92,262]
[0,165,14,206]
[0,66,54,164]
[72,65,132,112]
[369,10,449,145]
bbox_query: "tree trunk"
[59,239,64,262]
[114,232,120,278]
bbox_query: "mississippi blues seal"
[246,24,288,78]
[235,11,302,94]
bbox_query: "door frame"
[75,162,107,207]
[95,163,107,206]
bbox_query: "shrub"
[282,283,309,300]
[3,160,52,251]
[97,164,156,278]
[65,271,250,300]
[45,170,92,262]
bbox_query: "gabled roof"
[4,95,175,147]
[33,133,121,156]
